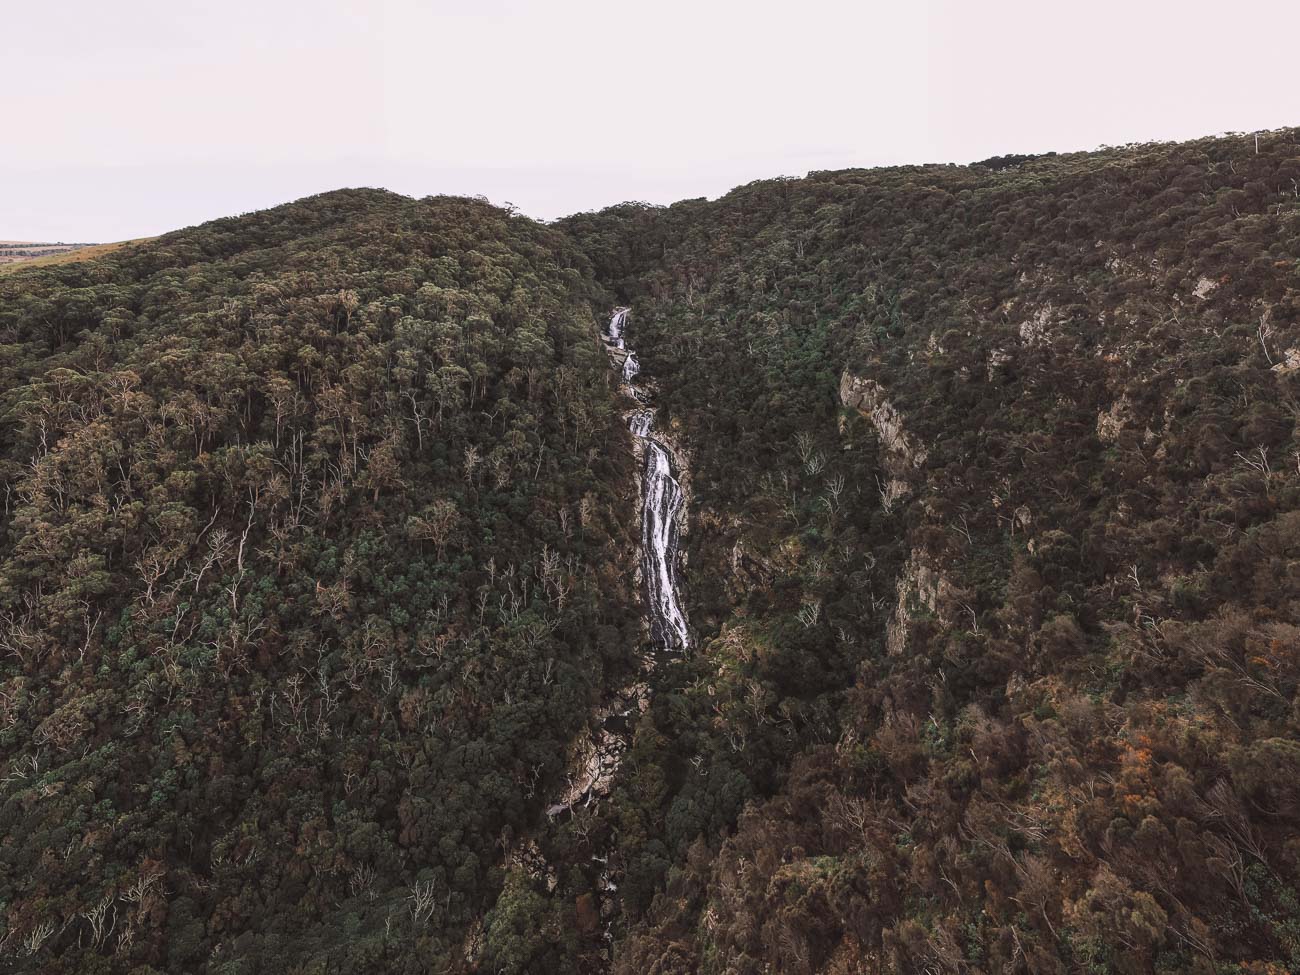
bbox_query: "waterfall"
[606,307,628,350]
[637,438,691,650]
[539,309,690,822]
[610,308,690,652]
[491,307,693,931]
[628,410,653,439]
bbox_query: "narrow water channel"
[544,306,690,819]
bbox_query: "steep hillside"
[0,190,642,972]
[557,129,1300,973]
[5,127,1300,975]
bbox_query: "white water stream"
[614,309,689,652]
[480,308,695,965]
[634,414,690,651]
[622,352,640,382]
[544,307,690,819]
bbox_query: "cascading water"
[630,412,691,650]
[622,351,640,382]
[543,313,691,826]
[544,310,692,821]
[628,410,653,440]
[607,307,628,350]
[492,310,694,959]
[604,307,690,652]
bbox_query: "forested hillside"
[558,128,1300,974]
[4,128,1300,974]
[0,190,641,971]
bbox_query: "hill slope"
[0,189,642,972]
[557,129,1300,974]
[4,129,1300,974]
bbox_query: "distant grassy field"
[0,240,91,265]
[0,238,153,275]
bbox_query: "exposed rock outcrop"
[840,370,927,476]
[1018,304,1058,345]
[886,553,963,656]
[1273,347,1300,375]
[987,346,1012,380]
[1096,395,1135,444]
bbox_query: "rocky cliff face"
[838,370,955,656]
[839,371,927,474]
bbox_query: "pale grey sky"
[4,0,1296,241]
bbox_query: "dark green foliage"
[7,126,1300,973]
[560,130,1300,974]
[0,190,639,972]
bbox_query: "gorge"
[5,129,1300,974]
[543,307,691,821]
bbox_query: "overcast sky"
[5,0,1297,241]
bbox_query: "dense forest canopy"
[4,128,1300,973]
[0,190,642,971]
